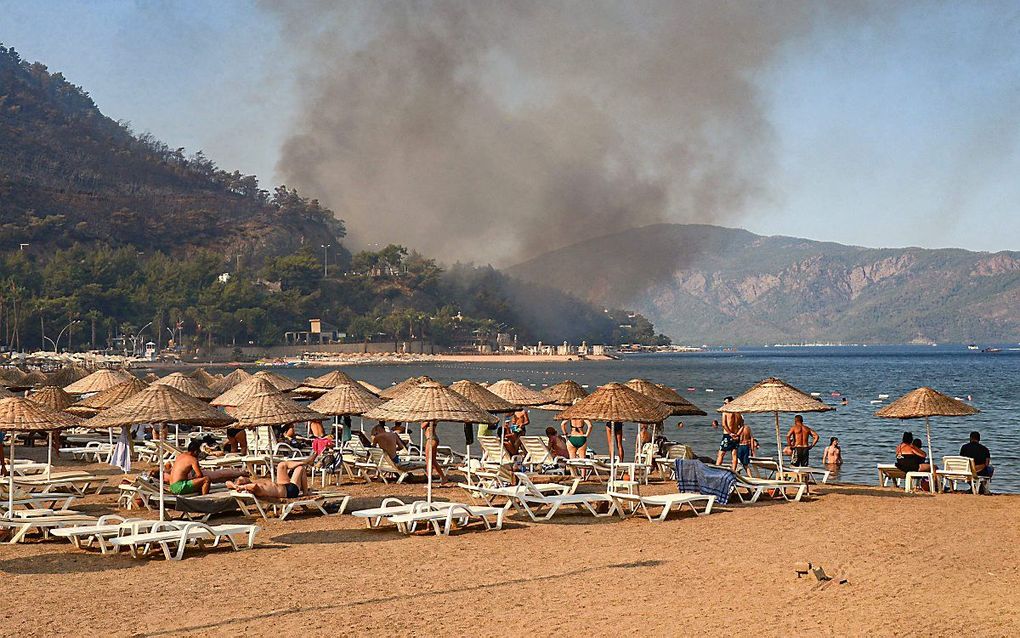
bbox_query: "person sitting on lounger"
[895,433,929,474]
[960,431,993,484]
[786,415,819,467]
[223,427,248,455]
[371,423,406,462]
[168,440,210,496]
[546,427,569,459]
[227,456,317,499]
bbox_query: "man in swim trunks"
[786,415,819,467]
[717,397,742,470]
[371,423,406,462]
[168,441,210,495]
[227,455,317,499]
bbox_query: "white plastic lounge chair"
[729,473,807,503]
[386,501,506,536]
[374,451,428,484]
[936,456,989,494]
[508,472,616,520]
[14,472,103,495]
[60,440,113,462]
[231,490,350,520]
[351,499,469,531]
[0,513,97,544]
[519,436,556,469]
[51,515,162,553]
[878,463,906,487]
[608,491,715,521]
[107,521,260,560]
[458,475,580,506]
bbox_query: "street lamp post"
[134,321,153,357]
[321,244,331,278]
[53,319,80,353]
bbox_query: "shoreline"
[137,353,615,369]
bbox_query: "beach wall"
[215,340,441,358]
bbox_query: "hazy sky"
[3,0,1020,256]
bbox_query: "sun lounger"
[458,475,580,506]
[50,515,163,553]
[230,490,350,520]
[877,463,906,487]
[14,472,104,496]
[505,472,616,520]
[729,473,807,503]
[60,440,113,462]
[350,498,480,532]
[564,457,612,482]
[608,491,715,521]
[936,456,990,494]
[372,451,428,484]
[107,521,260,560]
[385,501,506,536]
[519,436,557,470]
[0,513,98,544]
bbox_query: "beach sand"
[2,451,1017,637]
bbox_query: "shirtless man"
[370,423,406,462]
[716,397,743,469]
[736,419,754,474]
[227,456,316,499]
[786,415,819,467]
[168,441,210,496]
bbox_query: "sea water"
[256,345,1020,492]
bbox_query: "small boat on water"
[982,347,1002,353]
[967,344,979,350]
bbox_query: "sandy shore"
[2,450,1018,636]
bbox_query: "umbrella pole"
[425,422,433,504]
[158,433,166,522]
[8,437,15,519]
[46,432,52,480]
[926,416,935,494]
[774,411,784,477]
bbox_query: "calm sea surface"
[222,345,1020,492]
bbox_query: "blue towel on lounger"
[675,459,737,505]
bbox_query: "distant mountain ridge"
[507,223,1020,344]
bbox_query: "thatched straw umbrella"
[625,379,707,417]
[211,377,280,409]
[152,372,217,401]
[27,386,75,412]
[556,382,671,483]
[253,370,299,392]
[88,384,236,520]
[309,382,383,416]
[230,392,325,429]
[208,369,252,395]
[66,377,149,417]
[294,370,358,397]
[64,368,133,395]
[0,386,15,399]
[42,366,79,388]
[358,380,382,396]
[364,381,498,502]
[308,382,384,443]
[378,375,434,400]
[143,372,160,383]
[875,387,979,494]
[487,379,549,407]
[0,368,24,388]
[719,377,834,474]
[188,368,218,388]
[0,397,83,513]
[540,380,589,407]
[20,370,48,389]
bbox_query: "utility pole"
[321,244,331,278]
[40,316,45,351]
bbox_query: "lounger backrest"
[665,444,695,460]
[512,472,547,498]
[250,426,277,455]
[520,436,552,464]
[478,436,504,463]
[941,455,975,475]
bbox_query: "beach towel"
[675,459,737,505]
[312,437,333,455]
[110,428,131,474]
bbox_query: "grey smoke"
[264,1,860,265]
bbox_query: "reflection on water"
[210,346,1020,492]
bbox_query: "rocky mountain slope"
[507,223,1020,344]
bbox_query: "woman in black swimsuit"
[895,432,929,473]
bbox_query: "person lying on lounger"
[227,456,317,499]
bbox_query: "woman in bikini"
[561,417,592,459]
[422,420,446,484]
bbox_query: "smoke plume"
[264,1,841,265]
